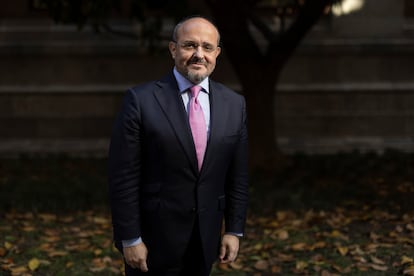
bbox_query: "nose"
[194,46,204,57]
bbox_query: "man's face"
[169,18,221,84]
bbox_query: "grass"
[1,150,414,275]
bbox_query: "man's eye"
[183,43,196,49]
[203,45,214,52]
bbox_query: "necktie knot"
[190,85,202,99]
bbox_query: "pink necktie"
[189,85,207,170]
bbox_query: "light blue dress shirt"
[174,67,211,136]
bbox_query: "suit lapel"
[201,81,228,174]
[153,74,199,173]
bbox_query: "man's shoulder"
[128,81,157,94]
[127,73,176,96]
[210,80,244,100]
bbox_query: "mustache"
[188,56,206,65]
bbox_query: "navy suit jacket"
[108,73,248,268]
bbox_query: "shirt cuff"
[225,232,243,237]
[122,237,142,248]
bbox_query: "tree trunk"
[206,0,331,172]
[205,1,284,171]
[239,69,284,172]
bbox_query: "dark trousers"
[124,221,212,276]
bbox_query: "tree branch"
[267,0,331,65]
[249,13,279,43]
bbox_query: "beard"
[186,70,208,84]
[184,56,214,84]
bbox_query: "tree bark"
[242,73,281,171]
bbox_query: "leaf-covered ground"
[1,151,414,275]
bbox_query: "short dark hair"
[172,15,221,45]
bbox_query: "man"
[108,15,248,275]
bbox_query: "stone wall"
[276,39,414,153]
[2,0,414,156]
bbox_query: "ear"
[169,41,177,59]
[215,46,221,58]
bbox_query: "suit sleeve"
[225,96,249,235]
[108,89,142,241]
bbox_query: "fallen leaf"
[365,243,379,253]
[271,265,282,273]
[229,260,243,270]
[102,256,112,264]
[276,253,295,262]
[353,256,367,263]
[9,266,28,275]
[310,241,326,250]
[356,262,370,271]
[218,263,231,271]
[253,242,263,251]
[60,216,74,223]
[311,254,325,262]
[350,245,365,256]
[93,216,109,224]
[277,230,289,240]
[38,213,57,222]
[402,256,414,265]
[331,230,349,241]
[369,232,380,241]
[398,237,414,245]
[254,260,269,270]
[396,225,404,233]
[4,241,12,250]
[332,264,352,273]
[276,211,288,221]
[370,263,388,271]
[2,257,14,265]
[48,250,68,257]
[22,226,35,232]
[89,266,106,272]
[38,259,51,266]
[370,255,385,265]
[389,231,398,238]
[94,249,103,256]
[77,231,93,238]
[296,260,308,270]
[337,246,348,256]
[291,242,307,251]
[267,221,279,228]
[43,235,61,242]
[321,270,340,276]
[28,258,40,271]
[403,265,414,275]
[108,266,121,274]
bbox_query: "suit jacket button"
[191,207,196,212]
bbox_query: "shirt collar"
[173,67,210,94]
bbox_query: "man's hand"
[219,234,240,263]
[123,242,148,272]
